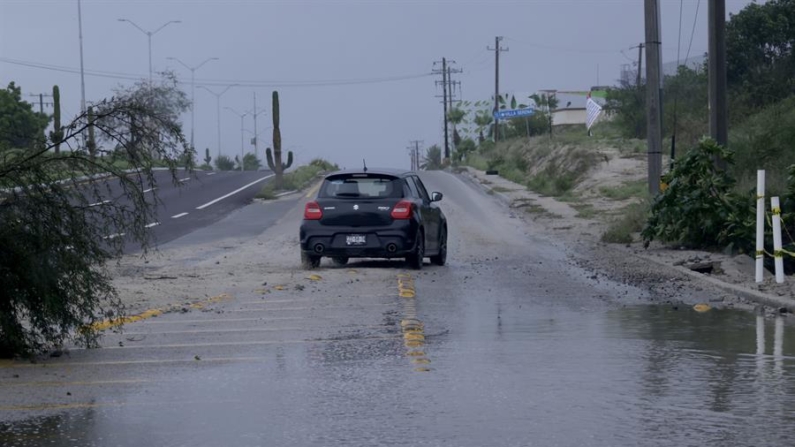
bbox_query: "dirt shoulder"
[459,165,795,314]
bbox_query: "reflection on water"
[1,304,793,447]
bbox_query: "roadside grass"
[256,159,336,200]
[570,202,598,219]
[601,201,650,244]
[599,180,647,201]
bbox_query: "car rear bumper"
[300,220,418,258]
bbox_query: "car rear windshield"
[319,174,403,199]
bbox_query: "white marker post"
[756,170,765,283]
[771,196,785,284]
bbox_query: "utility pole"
[636,43,645,88]
[708,0,728,168]
[28,93,53,114]
[408,140,423,171]
[77,0,87,115]
[447,66,462,154]
[488,36,508,142]
[644,0,663,195]
[432,58,451,161]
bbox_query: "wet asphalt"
[1,171,794,447]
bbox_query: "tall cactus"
[266,90,293,188]
[86,106,97,157]
[50,85,63,154]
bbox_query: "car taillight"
[304,201,322,220]
[391,200,412,219]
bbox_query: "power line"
[685,0,702,63]
[0,57,434,88]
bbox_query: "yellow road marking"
[305,182,322,199]
[87,294,233,331]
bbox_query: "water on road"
[1,171,793,447]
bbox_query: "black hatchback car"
[299,168,447,270]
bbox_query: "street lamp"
[198,84,237,160]
[167,56,219,152]
[225,107,249,171]
[117,18,181,83]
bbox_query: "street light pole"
[198,85,236,160]
[167,57,218,152]
[226,107,249,171]
[117,18,181,83]
[77,0,87,115]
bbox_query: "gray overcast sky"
[1,0,754,170]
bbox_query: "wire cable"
[0,57,434,88]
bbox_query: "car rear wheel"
[406,230,424,270]
[430,227,447,266]
[331,257,349,266]
[301,252,321,269]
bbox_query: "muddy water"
[1,304,792,447]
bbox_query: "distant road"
[81,169,275,253]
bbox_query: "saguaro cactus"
[87,106,97,157]
[266,91,293,188]
[50,85,63,154]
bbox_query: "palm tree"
[421,145,443,170]
[447,107,467,148]
[473,111,493,144]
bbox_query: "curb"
[629,249,795,312]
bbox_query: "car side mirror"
[431,192,443,202]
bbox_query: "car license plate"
[346,235,366,246]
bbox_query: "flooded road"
[1,171,794,446]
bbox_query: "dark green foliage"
[0,72,189,357]
[308,158,339,171]
[730,96,795,193]
[454,138,477,163]
[242,152,261,171]
[0,82,49,151]
[642,139,741,249]
[50,85,63,154]
[421,145,443,170]
[266,91,293,187]
[204,148,212,166]
[605,64,708,146]
[215,154,234,171]
[727,0,795,109]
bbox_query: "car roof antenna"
[362,159,368,172]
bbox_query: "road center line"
[196,174,274,210]
[103,232,125,240]
[171,212,189,219]
[89,200,111,207]
[206,172,216,176]
[143,187,157,193]
[179,177,191,183]
[145,222,160,228]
